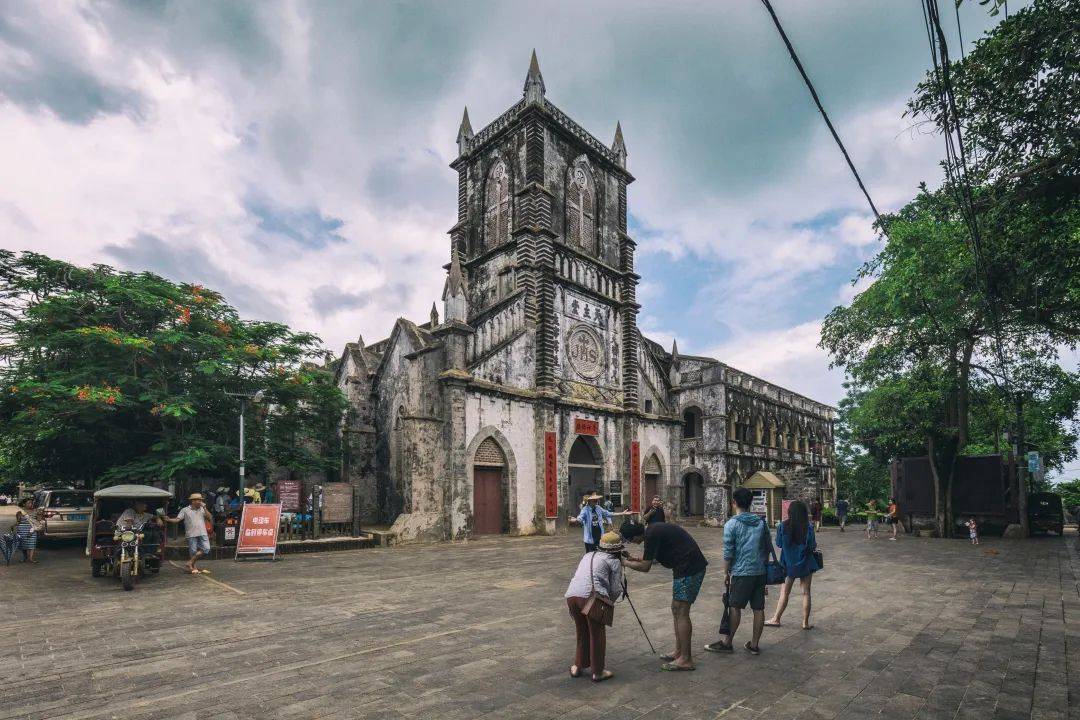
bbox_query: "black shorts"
[887,516,898,524]
[728,574,766,611]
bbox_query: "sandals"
[764,620,781,627]
[569,665,584,678]
[744,641,760,655]
[660,662,694,671]
[704,641,733,654]
[591,670,614,682]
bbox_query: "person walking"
[621,518,708,671]
[570,493,618,553]
[705,487,769,656]
[564,531,625,683]
[966,516,979,545]
[765,500,819,630]
[836,498,849,532]
[887,498,902,540]
[865,499,879,539]
[8,502,43,564]
[810,499,822,531]
[642,495,666,526]
[164,493,213,574]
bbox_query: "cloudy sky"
[0,1,1018,410]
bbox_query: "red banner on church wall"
[574,418,599,436]
[630,441,641,513]
[544,432,558,518]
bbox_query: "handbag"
[763,529,786,585]
[580,552,615,627]
[813,549,824,570]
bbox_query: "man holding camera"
[620,518,707,671]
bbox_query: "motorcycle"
[87,484,172,591]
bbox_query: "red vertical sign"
[630,441,641,513]
[544,432,558,518]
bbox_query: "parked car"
[32,488,95,539]
[1029,492,1064,536]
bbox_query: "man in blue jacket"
[569,492,620,553]
[705,487,769,655]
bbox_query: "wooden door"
[473,468,504,535]
[644,474,659,504]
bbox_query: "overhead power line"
[758,0,887,233]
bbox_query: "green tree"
[0,251,346,489]
[823,0,1079,535]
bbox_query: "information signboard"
[321,483,353,524]
[277,480,302,512]
[236,503,282,559]
[750,490,767,517]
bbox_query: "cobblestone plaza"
[3,527,1079,720]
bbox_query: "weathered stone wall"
[462,390,541,536]
[671,361,729,525]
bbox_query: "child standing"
[865,499,879,539]
[966,517,979,545]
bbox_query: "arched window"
[566,160,596,253]
[484,161,510,248]
[683,407,701,439]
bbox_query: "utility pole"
[1015,394,1029,537]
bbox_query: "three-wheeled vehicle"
[86,484,172,590]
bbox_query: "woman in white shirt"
[564,531,625,682]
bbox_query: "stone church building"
[335,54,836,542]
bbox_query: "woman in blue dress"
[765,500,819,629]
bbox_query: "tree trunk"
[928,435,944,537]
[957,337,975,450]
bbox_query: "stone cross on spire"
[612,121,627,167]
[456,106,474,156]
[523,49,545,105]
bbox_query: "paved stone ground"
[2,525,1079,720]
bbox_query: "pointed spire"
[447,252,467,296]
[612,121,627,167]
[430,302,440,327]
[456,106,474,156]
[523,49,546,104]
[671,338,680,362]
[355,333,365,350]
[443,251,469,323]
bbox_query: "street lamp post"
[227,390,265,499]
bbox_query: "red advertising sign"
[544,432,558,518]
[630,441,641,513]
[277,480,301,512]
[236,503,282,558]
[574,418,599,436]
[782,499,792,522]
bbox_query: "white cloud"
[702,321,845,406]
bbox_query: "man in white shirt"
[164,493,213,574]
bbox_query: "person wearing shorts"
[164,493,214,574]
[865,500,880,539]
[705,487,769,656]
[621,519,707,672]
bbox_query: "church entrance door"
[644,473,659,503]
[683,472,705,516]
[473,468,504,535]
[567,436,603,514]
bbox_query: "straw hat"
[584,492,604,502]
[188,493,204,501]
[599,531,624,551]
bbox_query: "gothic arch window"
[566,159,597,254]
[484,160,511,249]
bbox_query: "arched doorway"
[683,472,704,516]
[473,437,506,535]
[643,453,662,504]
[567,436,603,512]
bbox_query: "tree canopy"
[0,251,346,489]
[822,0,1079,534]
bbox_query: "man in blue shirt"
[705,487,769,655]
[570,492,618,553]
